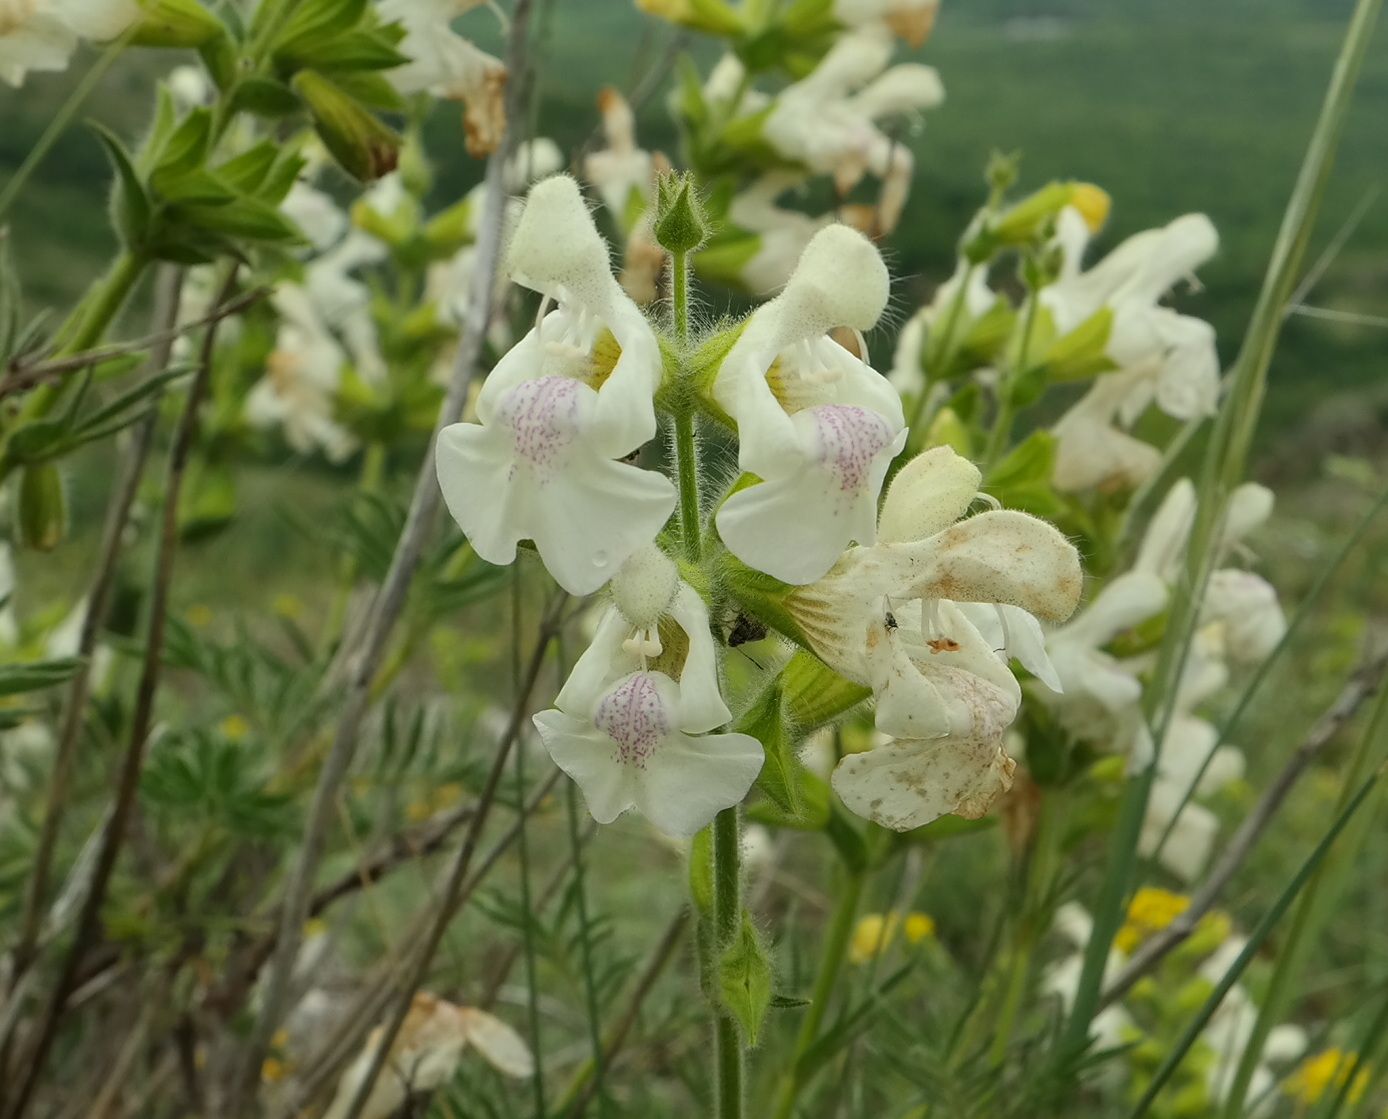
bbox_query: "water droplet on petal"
[592,550,609,568]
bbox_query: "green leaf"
[176,196,301,242]
[736,682,803,819]
[150,106,213,194]
[93,125,152,250]
[275,0,369,53]
[718,911,773,1046]
[689,825,714,917]
[230,76,303,118]
[156,168,240,207]
[214,142,279,194]
[280,28,410,73]
[0,657,83,697]
[328,68,407,112]
[0,235,16,364]
[780,650,870,731]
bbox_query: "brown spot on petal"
[885,3,940,49]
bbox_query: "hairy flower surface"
[787,446,1083,683]
[833,603,1022,829]
[437,175,676,594]
[713,224,906,584]
[534,575,761,836]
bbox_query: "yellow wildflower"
[219,714,250,740]
[1115,886,1190,953]
[273,593,304,619]
[185,604,213,628]
[849,911,934,964]
[1284,1048,1368,1106]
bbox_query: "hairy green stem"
[771,866,864,1119]
[713,807,744,1119]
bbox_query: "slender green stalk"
[713,806,744,1119]
[1148,479,1388,865]
[990,794,1061,1066]
[669,247,703,560]
[672,249,690,347]
[982,289,1040,468]
[0,39,128,223]
[904,261,977,437]
[1128,757,1386,1119]
[1063,0,1383,1056]
[1219,656,1388,1118]
[60,250,147,356]
[771,867,865,1119]
[675,410,701,560]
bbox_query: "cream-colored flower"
[324,993,532,1119]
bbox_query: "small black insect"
[884,609,898,632]
[728,612,768,648]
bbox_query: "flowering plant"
[0,3,1384,1119]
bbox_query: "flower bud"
[293,71,401,183]
[18,462,66,552]
[653,172,709,255]
[636,0,745,35]
[877,446,981,545]
[129,0,226,48]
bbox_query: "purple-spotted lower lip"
[497,376,584,473]
[805,404,896,494]
[594,672,671,768]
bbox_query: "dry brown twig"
[4,265,241,1119]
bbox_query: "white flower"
[1044,207,1220,418]
[437,175,675,595]
[888,260,996,399]
[324,993,531,1119]
[1042,902,1132,1048]
[832,602,1021,830]
[378,0,506,156]
[833,0,940,46]
[785,446,1083,684]
[281,181,350,252]
[1039,570,1168,758]
[0,0,139,86]
[700,173,831,297]
[584,86,654,232]
[1051,368,1165,493]
[534,560,763,836]
[247,285,358,462]
[304,230,388,382]
[712,224,906,584]
[759,25,943,234]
